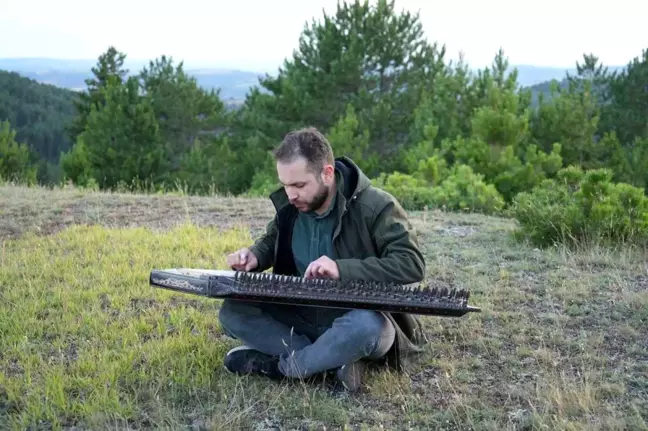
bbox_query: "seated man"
[219,127,428,391]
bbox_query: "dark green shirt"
[292,191,338,276]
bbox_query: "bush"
[430,164,506,214]
[0,120,38,185]
[371,171,436,210]
[372,164,505,214]
[512,166,648,247]
[243,153,281,198]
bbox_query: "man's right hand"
[226,248,258,271]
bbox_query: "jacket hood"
[334,156,371,200]
[269,156,371,211]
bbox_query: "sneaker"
[223,345,284,380]
[336,361,366,392]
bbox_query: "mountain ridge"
[0,57,627,101]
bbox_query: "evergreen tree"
[138,55,230,182]
[601,49,648,144]
[76,75,165,189]
[0,120,38,184]
[237,0,448,177]
[67,46,129,142]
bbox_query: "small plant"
[429,164,505,214]
[512,165,648,247]
[371,171,436,210]
[371,164,505,215]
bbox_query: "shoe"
[223,345,284,380]
[336,361,366,392]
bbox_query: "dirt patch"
[0,185,275,240]
[433,224,477,237]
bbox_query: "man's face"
[277,157,334,213]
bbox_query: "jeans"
[218,299,396,378]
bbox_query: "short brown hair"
[273,127,334,173]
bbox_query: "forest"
[1,0,647,248]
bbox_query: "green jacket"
[249,156,428,371]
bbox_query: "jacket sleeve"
[334,198,426,285]
[249,216,278,272]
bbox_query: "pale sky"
[0,0,645,72]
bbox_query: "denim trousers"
[218,298,396,378]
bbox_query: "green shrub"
[245,173,280,198]
[372,164,505,214]
[371,171,436,210]
[512,166,648,247]
[60,138,94,187]
[415,154,449,186]
[438,134,563,203]
[0,120,38,185]
[430,164,505,214]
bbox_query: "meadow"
[1,183,646,430]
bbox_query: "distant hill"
[0,58,264,102]
[0,69,78,162]
[0,58,627,172]
[513,65,579,87]
[0,57,626,103]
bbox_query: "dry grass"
[0,183,274,240]
[1,183,647,430]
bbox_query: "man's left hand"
[304,256,340,280]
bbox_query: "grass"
[1,183,647,430]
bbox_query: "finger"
[320,266,333,278]
[305,263,317,278]
[229,253,244,269]
[314,264,327,278]
[245,257,256,271]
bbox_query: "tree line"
[2,0,647,247]
[0,69,79,184]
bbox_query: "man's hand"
[226,248,258,271]
[304,256,340,280]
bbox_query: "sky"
[1,0,646,72]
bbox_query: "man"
[219,127,427,391]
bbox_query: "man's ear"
[322,164,334,183]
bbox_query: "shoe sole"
[223,345,253,374]
[337,363,365,392]
[227,345,253,355]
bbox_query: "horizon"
[0,55,631,74]
[1,0,646,74]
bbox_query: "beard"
[301,183,330,213]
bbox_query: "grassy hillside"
[1,183,646,429]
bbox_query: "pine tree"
[138,55,229,180]
[78,75,165,189]
[0,120,38,184]
[67,46,129,142]
[601,49,648,145]
[237,0,448,177]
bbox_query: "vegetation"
[2,1,647,250]
[0,69,78,183]
[0,0,647,425]
[1,184,647,429]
